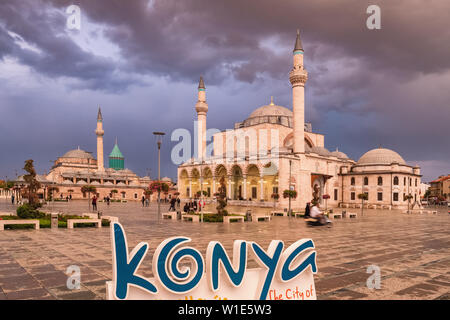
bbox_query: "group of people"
[182,199,206,213]
[141,196,150,207]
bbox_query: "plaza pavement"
[0,198,448,300]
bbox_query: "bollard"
[51,213,58,229]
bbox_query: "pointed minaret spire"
[198,76,205,90]
[97,106,103,122]
[270,96,274,106]
[294,29,303,53]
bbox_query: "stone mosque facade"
[21,109,171,202]
[177,31,422,210]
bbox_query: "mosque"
[17,109,174,202]
[177,31,422,210]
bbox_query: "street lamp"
[153,131,165,222]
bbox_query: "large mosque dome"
[248,104,293,119]
[62,148,94,160]
[357,148,406,165]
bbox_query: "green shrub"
[16,204,46,219]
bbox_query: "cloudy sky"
[0,0,449,182]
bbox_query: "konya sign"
[106,223,318,300]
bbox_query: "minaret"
[289,30,308,154]
[195,76,208,160]
[95,107,105,171]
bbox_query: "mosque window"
[334,189,338,201]
[351,177,355,186]
[351,192,355,200]
[364,177,369,186]
[404,177,406,185]
[377,192,383,201]
[394,176,399,185]
[415,178,417,187]
[377,177,383,186]
[393,192,399,201]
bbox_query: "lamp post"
[153,131,165,222]
[288,159,292,218]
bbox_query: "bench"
[67,219,101,229]
[182,214,199,222]
[0,212,15,216]
[347,212,357,218]
[251,214,271,222]
[82,213,99,219]
[101,216,119,223]
[271,211,287,216]
[0,219,39,231]
[329,213,342,219]
[223,216,245,223]
[294,212,305,218]
[163,212,177,220]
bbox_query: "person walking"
[141,196,145,207]
[11,194,15,205]
[177,197,181,208]
[106,196,110,206]
[193,199,198,212]
[92,196,97,211]
[169,197,176,211]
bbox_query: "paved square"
[0,199,448,300]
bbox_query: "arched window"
[394,176,399,185]
[377,176,383,186]
[351,177,355,186]
[364,177,369,186]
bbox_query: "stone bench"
[329,213,342,219]
[0,219,39,231]
[223,216,245,223]
[67,219,101,229]
[101,216,119,223]
[294,212,305,218]
[182,214,199,222]
[270,211,287,216]
[82,213,99,219]
[251,214,271,222]
[347,212,357,218]
[163,212,177,220]
[0,212,16,216]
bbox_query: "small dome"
[357,148,406,165]
[330,148,349,159]
[311,146,331,157]
[248,104,293,119]
[62,148,94,160]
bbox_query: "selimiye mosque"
[177,30,422,210]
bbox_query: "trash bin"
[51,213,58,229]
[246,210,252,222]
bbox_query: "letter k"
[112,223,157,299]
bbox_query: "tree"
[405,193,413,213]
[216,176,228,216]
[358,193,368,216]
[23,159,41,207]
[81,185,97,210]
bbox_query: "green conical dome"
[109,143,124,158]
[109,140,124,170]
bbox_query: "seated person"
[310,201,329,224]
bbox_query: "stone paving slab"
[0,199,448,300]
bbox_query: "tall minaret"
[195,76,208,160]
[95,107,105,171]
[289,30,308,154]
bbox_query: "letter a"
[366,5,381,30]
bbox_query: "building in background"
[429,175,450,201]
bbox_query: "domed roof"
[310,146,331,157]
[248,104,293,119]
[357,148,406,165]
[62,148,94,160]
[330,148,349,159]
